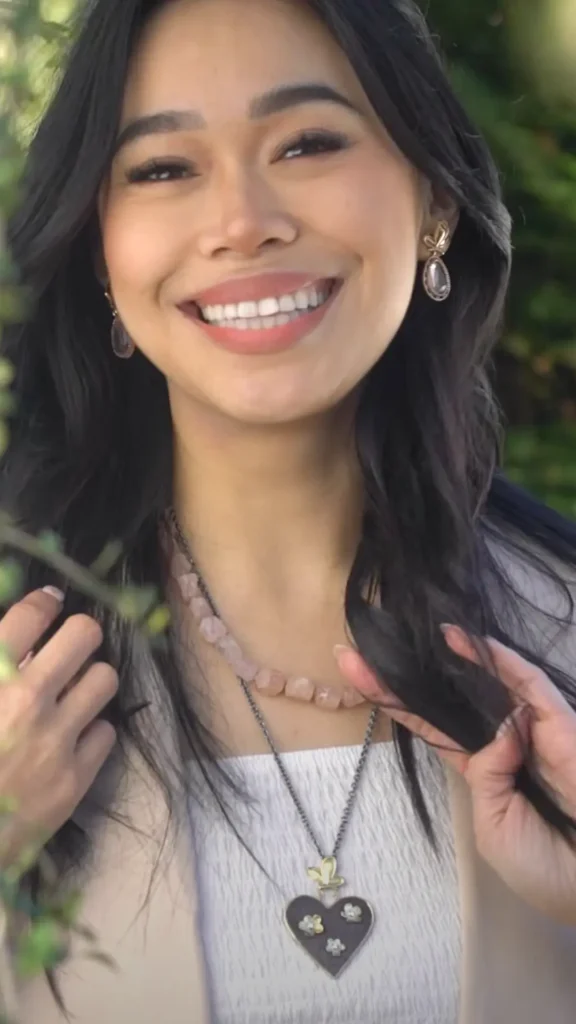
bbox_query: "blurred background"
[1,0,576,517]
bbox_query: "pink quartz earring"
[105,290,136,359]
[422,221,452,302]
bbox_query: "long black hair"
[3,0,576,913]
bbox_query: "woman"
[1,0,576,1021]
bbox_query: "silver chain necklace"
[168,509,377,978]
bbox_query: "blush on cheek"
[319,154,421,273]
[100,204,185,303]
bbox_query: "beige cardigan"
[16,545,576,1023]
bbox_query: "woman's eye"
[126,160,195,184]
[276,130,351,162]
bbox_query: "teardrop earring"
[421,221,452,302]
[104,291,136,359]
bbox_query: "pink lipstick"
[178,273,342,356]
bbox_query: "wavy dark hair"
[3,0,576,946]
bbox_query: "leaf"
[145,604,171,635]
[8,839,44,879]
[0,559,23,603]
[0,391,16,416]
[16,920,68,978]
[115,585,157,620]
[0,358,15,388]
[89,540,124,577]
[0,421,10,458]
[0,286,31,323]
[36,530,63,554]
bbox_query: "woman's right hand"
[0,588,118,869]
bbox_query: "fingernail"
[496,715,512,740]
[496,705,528,740]
[42,586,65,602]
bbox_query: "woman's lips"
[178,279,343,356]
[191,270,327,308]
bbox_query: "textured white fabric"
[189,739,462,1023]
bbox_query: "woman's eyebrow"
[114,81,362,154]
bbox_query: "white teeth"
[199,282,333,325]
[258,297,280,317]
[295,289,312,310]
[279,294,297,313]
[224,311,304,331]
[237,301,258,318]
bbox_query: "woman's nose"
[195,174,299,259]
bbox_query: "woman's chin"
[210,398,328,427]
[195,385,346,428]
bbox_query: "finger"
[442,626,571,718]
[25,614,104,701]
[73,719,117,791]
[335,647,470,772]
[56,662,119,738]
[0,589,65,667]
[465,706,532,830]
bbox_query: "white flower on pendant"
[326,937,346,957]
[298,914,324,936]
[341,902,362,923]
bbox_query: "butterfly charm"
[306,856,345,894]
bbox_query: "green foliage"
[1,0,76,144]
[505,423,576,519]
[426,0,576,517]
[0,3,166,1008]
[15,919,68,978]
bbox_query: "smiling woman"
[101,1,431,423]
[2,1,576,1023]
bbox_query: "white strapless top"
[188,738,462,1023]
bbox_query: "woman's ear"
[418,188,460,260]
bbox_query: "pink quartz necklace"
[165,509,366,711]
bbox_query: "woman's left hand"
[336,626,576,927]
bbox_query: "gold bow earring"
[422,221,452,302]
[104,290,136,359]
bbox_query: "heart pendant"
[284,894,374,978]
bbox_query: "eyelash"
[125,130,352,184]
[126,159,192,184]
[275,128,351,161]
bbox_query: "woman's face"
[101,0,432,425]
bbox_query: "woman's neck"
[171,398,363,607]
